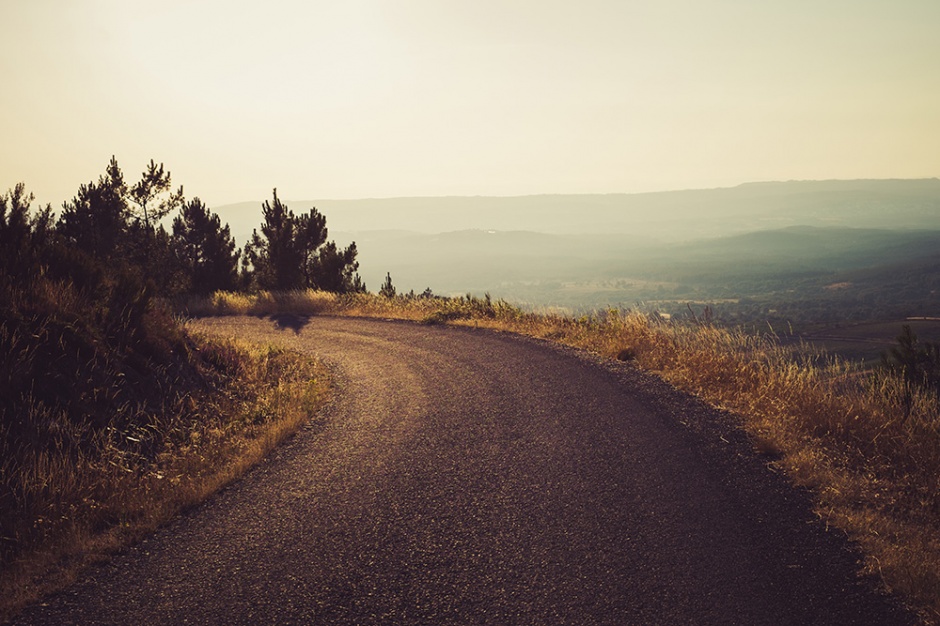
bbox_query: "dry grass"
[0,334,330,622]
[179,288,524,323]
[190,290,940,622]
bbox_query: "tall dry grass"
[0,334,329,622]
[189,289,940,621]
[178,288,525,323]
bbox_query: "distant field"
[789,319,940,364]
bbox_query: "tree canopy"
[243,189,364,293]
[10,159,370,299]
[172,198,240,295]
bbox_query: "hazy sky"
[2,0,939,207]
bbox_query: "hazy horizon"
[214,177,940,240]
[217,176,940,205]
[201,179,940,308]
[3,1,939,208]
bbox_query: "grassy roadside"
[0,330,330,623]
[187,289,940,623]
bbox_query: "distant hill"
[338,229,656,294]
[631,226,940,280]
[309,226,940,306]
[213,180,940,315]
[215,179,940,247]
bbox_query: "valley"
[214,179,940,362]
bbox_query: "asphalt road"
[14,316,916,625]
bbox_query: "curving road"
[14,316,915,625]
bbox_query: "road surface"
[13,315,915,625]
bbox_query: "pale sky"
[2,0,939,208]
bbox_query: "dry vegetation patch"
[0,327,330,621]
[189,289,940,622]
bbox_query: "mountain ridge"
[214,178,940,247]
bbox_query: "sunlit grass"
[189,289,940,621]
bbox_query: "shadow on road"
[265,313,313,334]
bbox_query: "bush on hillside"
[0,172,255,569]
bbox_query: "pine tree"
[244,189,304,290]
[379,272,396,298]
[296,208,328,288]
[243,190,364,293]
[57,156,129,260]
[0,184,54,288]
[129,159,184,231]
[310,241,363,293]
[883,325,940,392]
[56,157,183,295]
[172,198,239,295]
